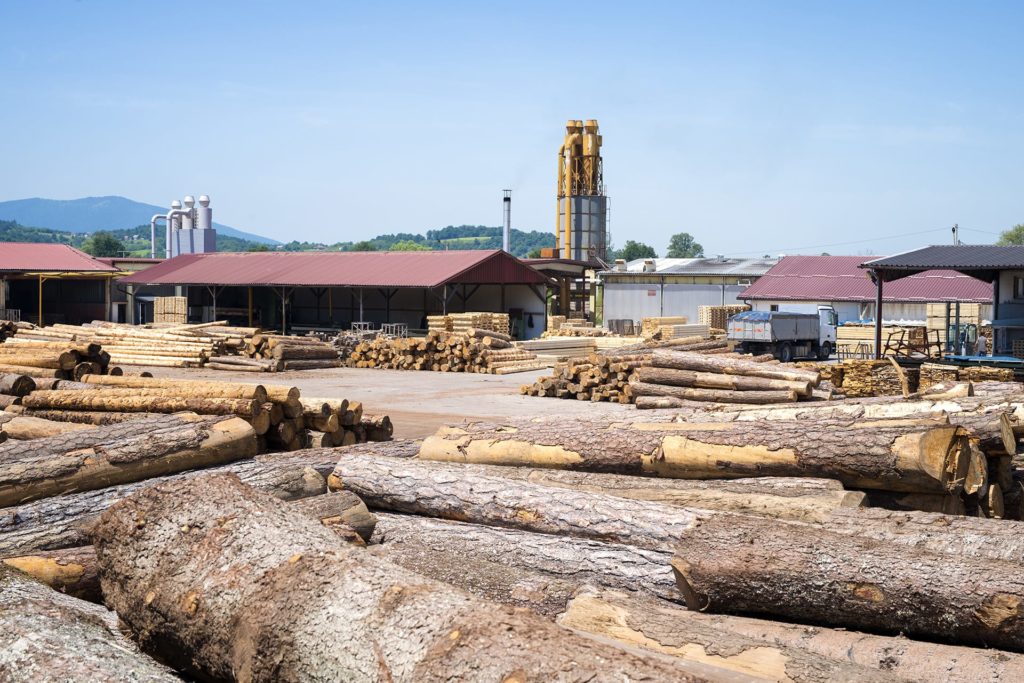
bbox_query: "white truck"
[728,307,838,362]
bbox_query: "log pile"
[837,359,916,397]
[0,337,121,381]
[1,373,390,453]
[209,331,342,372]
[349,328,544,374]
[8,390,1024,679]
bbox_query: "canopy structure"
[860,246,1024,358]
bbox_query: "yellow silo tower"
[556,118,607,261]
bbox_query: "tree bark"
[370,512,678,616]
[630,380,799,403]
[0,413,91,439]
[13,408,158,425]
[4,491,373,602]
[22,390,261,417]
[860,489,967,515]
[561,588,1024,683]
[652,350,821,385]
[558,590,893,683]
[0,565,181,682]
[92,474,743,683]
[670,513,1024,652]
[0,414,256,507]
[0,453,337,556]
[636,365,812,395]
[483,466,864,522]
[418,415,971,493]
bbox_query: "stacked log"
[349,329,543,374]
[0,338,118,380]
[831,359,913,397]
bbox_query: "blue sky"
[2,1,1022,255]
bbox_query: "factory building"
[118,250,551,338]
[598,256,778,326]
[739,255,992,323]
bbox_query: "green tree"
[618,240,658,261]
[81,231,126,257]
[248,243,270,252]
[526,248,543,258]
[665,232,704,258]
[390,239,431,251]
[349,240,377,252]
[997,224,1024,246]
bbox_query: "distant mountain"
[0,196,279,245]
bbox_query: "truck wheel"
[818,342,833,360]
[776,342,794,363]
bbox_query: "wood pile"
[517,337,596,364]
[0,320,30,343]
[152,296,187,324]
[348,328,544,374]
[212,332,342,372]
[541,324,613,337]
[0,337,121,381]
[838,359,916,397]
[521,340,762,403]
[697,304,750,330]
[8,390,1024,679]
[0,373,390,453]
[640,315,687,338]
[427,312,510,335]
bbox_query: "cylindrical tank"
[197,195,212,230]
[181,196,195,231]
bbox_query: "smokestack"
[502,189,512,253]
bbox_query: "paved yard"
[144,366,634,439]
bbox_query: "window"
[770,304,779,311]
[1015,277,1024,300]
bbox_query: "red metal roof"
[740,255,992,303]
[0,243,117,273]
[119,250,551,288]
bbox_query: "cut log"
[92,474,744,683]
[0,454,337,556]
[482,467,864,523]
[651,350,821,386]
[558,590,893,683]
[635,365,812,395]
[0,363,61,378]
[371,512,677,615]
[419,415,970,493]
[0,394,20,409]
[630,380,799,404]
[670,513,1024,651]
[13,409,154,425]
[0,565,180,682]
[0,414,257,507]
[560,588,1024,682]
[0,373,35,397]
[0,413,91,439]
[22,390,262,416]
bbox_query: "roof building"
[597,256,778,326]
[739,255,992,323]
[119,250,551,337]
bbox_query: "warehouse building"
[739,255,992,322]
[0,243,119,325]
[598,256,778,326]
[118,250,552,338]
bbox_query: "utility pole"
[952,223,960,246]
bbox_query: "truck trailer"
[728,307,837,362]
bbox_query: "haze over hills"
[0,196,279,245]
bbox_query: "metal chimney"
[197,195,212,230]
[502,190,511,253]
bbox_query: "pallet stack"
[349,329,544,374]
[152,296,187,324]
[427,312,510,336]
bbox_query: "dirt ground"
[141,365,634,439]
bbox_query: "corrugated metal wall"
[603,283,746,324]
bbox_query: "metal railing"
[0,308,21,322]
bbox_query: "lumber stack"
[349,329,543,374]
[697,304,750,330]
[427,312,510,336]
[640,316,688,338]
[152,296,187,324]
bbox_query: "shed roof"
[0,243,117,273]
[118,250,550,288]
[601,257,778,278]
[861,245,1024,282]
[740,255,992,303]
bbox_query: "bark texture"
[629,380,799,404]
[651,350,821,385]
[558,590,895,683]
[0,413,91,439]
[0,414,257,506]
[370,512,677,616]
[0,454,334,555]
[561,588,1024,683]
[92,474,746,683]
[671,514,1024,651]
[0,565,180,682]
[635,365,813,395]
[418,415,969,493]
[22,391,260,416]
